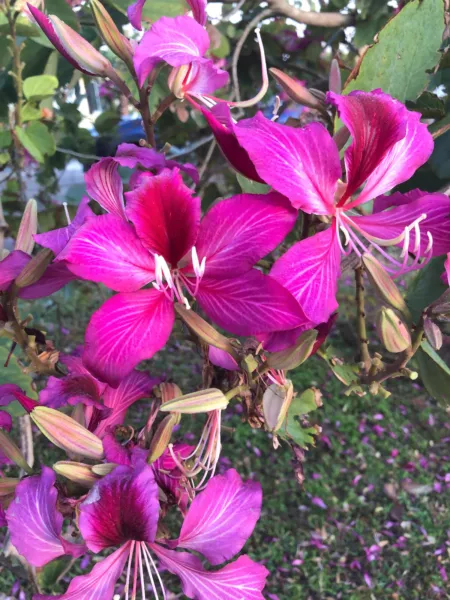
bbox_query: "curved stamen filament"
[125,541,136,600]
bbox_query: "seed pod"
[376,308,411,353]
[159,388,228,414]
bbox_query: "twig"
[55,147,103,161]
[232,8,274,105]
[198,139,216,181]
[167,134,214,159]
[355,266,371,372]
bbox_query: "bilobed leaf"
[282,420,317,448]
[0,340,37,416]
[416,341,450,405]
[345,0,445,102]
[94,111,121,134]
[406,256,447,322]
[236,173,271,195]
[15,122,55,163]
[289,388,322,416]
[21,102,42,122]
[23,75,59,101]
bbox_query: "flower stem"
[355,265,371,372]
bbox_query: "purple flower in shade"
[22,467,268,599]
[39,354,157,438]
[230,89,450,326]
[56,167,306,386]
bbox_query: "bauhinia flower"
[232,90,450,326]
[56,166,307,386]
[8,466,268,599]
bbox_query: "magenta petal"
[40,370,105,410]
[125,169,200,266]
[85,158,126,219]
[7,468,83,567]
[134,16,210,86]
[235,112,340,214]
[115,143,199,184]
[271,227,341,324]
[178,469,262,565]
[79,463,159,551]
[94,370,158,437]
[0,411,12,432]
[201,104,264,183]
[127,0,146,30]
[34,544,129,600]
[185,59,229,98]
[350,193,450,258]
[194,192,297,279]
[58,214,155,292]
[196,269,308,336]
[328,90,408,204]
[18,262,77,299]
[373,189,425,213]
[187,0,207,25]
[208,346,239,371]
[152,546,269,600]
[35,197,95,256]
[83,290,174,386]
[0,250,30,291]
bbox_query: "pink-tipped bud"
[160,382,183,405]
[266,330,318,371]
[53,461,100,488]
[148,413,180,464]
[263,380,294,432]
[159,388,229,414]
[329,58,342,94]
[423,318,443,351]
[168,65,191,99]
[15,248,53,288]
[377,308,411,354]
[0,429,33,473]
[91,0,134,68]
[175,303,239,362]
[270,68,324,111]
[91,463,117,476]
[31,407,104,460]
[16,199,38,255]
[362,253,411,319]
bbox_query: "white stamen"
[199,256,206,277]
[138,544,147,600]
[272,95,281,121]
[159,255,174,289]
[400,224,410,258]
[142,544,167,600]
[192,246,201,278]
[230,29,269,109]
[340,225,350,247]
[155,255,163,288]
[125,541,135,600]
[425,231,433,255]
[63,202,71,225]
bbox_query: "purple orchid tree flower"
[231,89,450,326]
[54,166,307,386]
[40,354,158,438]
[7,465,267,599]
[129,0,207,31]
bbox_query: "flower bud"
[53,461,100,488]
[263,381,294,432]
[362,253,411,319]
[0,478,19,498]
[329,58,342,95]
[92,463,117,476]
[147,413,180,464]
[160,382,183,404]
[16,199,37,255]
[175,303,239,362]
[423,318,443,351]
[270,68,325,111]
[266,330,318,371]
[0,429,32,473]
[31,407,104,460]
[90,0,134,68]
[159,388,229,414]
[376,308,411,353]
[429,289,450,321]
[15,248,53,288]
[168,65,190,99]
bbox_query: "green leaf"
[0,339,37,417]
[0,130,12,148]
[44,0,80,30]
[21,102,42,122]
[0,152,9,165]
[236,173,271,194]
[104,0,187,21]
[289,388,321,416]
[15,122,56,163]
[211,31,230,59]
[409,91,446,120]
[0,14,40,37]
[282,420,317,448]
[406,256,447,322]
[23,75,59,101]
[345,0,445,102]
[416,341,450,404]
[94,111,121,134]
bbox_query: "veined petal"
[115,143,199,184]
[187,0,207,25]
[127,0,146,30]
[208,346,239,371]
[328,90,408,205]
[270,227,341,324]
[152,546,269,600]
[58,214,155,292]
[196,269,308,336]
[7,468,83,567]
[372,189,425,213]
[83,290,175,386]
[350,193,450,258]
[79,463,159,551]
[178,469,262,565]
[35,197,95,257]
[40,370,106,410]
[125,169,200,266]
[94,370,158,437]
[0,411,12,432]
[0,250,31,291]
[201,104,264,183]
[194,192,297,279]
[85,158,126,219]
[185,59,229,98]
[18,263,77,299]
[235,112,340,214]
[34,544,129,600]
[134,15,210,86]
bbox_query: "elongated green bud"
[16,199,38,255]
[0,430,32,473]
[148,413,180,464]
[423,318,443,351]
[376,308,411,353]
[160,388,228,414]
[266,330,318,371]
[363,254,410,319]
[270,68,324,110]
[92,463,117,476]
[15,248,54,288]
[53,461,100,488]
[31,407,104,460]
[91,0,134,68]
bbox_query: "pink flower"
[233,90,450,325]
[56,166,306,385]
